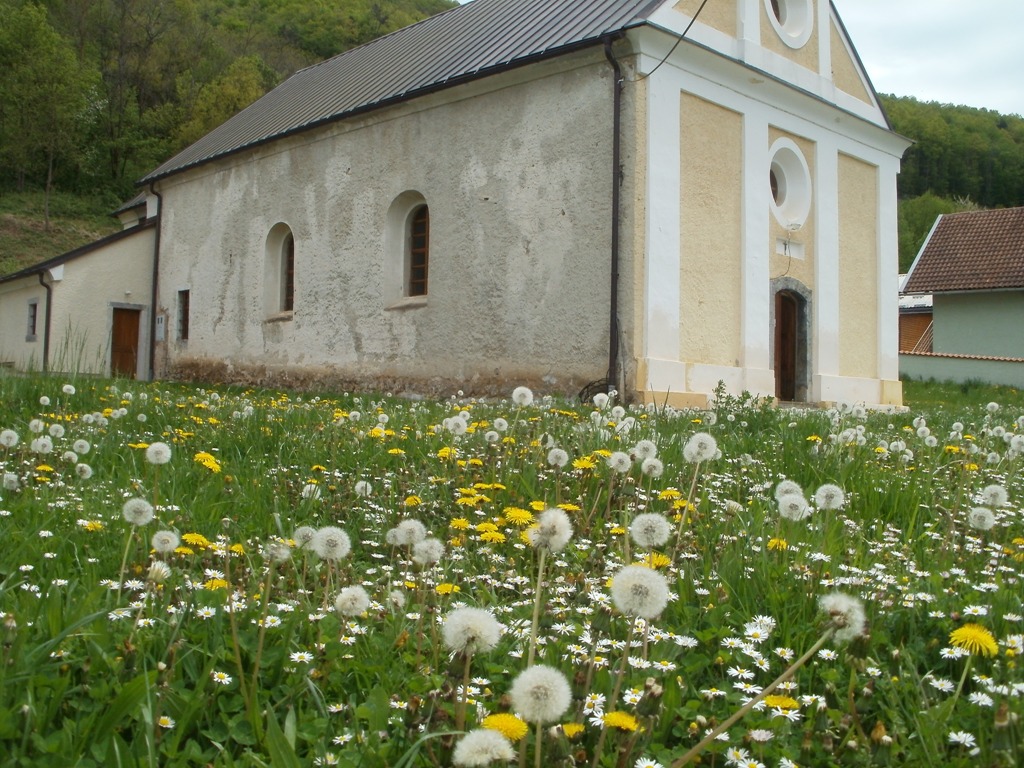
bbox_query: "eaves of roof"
[0,221,156,286]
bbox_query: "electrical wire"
[638,0,712,80]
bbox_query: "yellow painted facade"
[679,92,743,366]
[760,2,819,71]
[838,153,879,377]
[673,0,737,37]
[830,19,871,103]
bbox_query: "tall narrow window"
[177,290,190,341]
[282,233,295,311]
[27,300,38,341]
[408,205,429,297]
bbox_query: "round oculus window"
[764,0,813,49]
[768,139,811,229]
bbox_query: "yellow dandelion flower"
[467,458,483,467]
[503,507,534,526]
[609,526,626,536]
[528,500,546,511]
[310,464,327,471]
[229,543,245,555]
[481,713,529,741]
[182,532,211,548]
[572,457,597,470]
[193,451,222,472]
[806,435,822,443]
[949,623,999,657]
[965,463,979,472]
[767,538,789,551]
[450,518,471,530]
[764,694,799,710]
[174,546,195,555]
[203,578,230,590]
[476,521,498,533]
[449,536,464,547]
[35,464,54,472]
[557,503,581,512]
[643,552,672,569]
[561,723,585,739]
[602,711,640,731]
[435,583,460,595]
[404,495,422,506]
[79,520,105,532]
[455,496,483,506]
[480,530,506,544]
[437,447,456,460]
[388,448,406,455]
[659,488,682,500]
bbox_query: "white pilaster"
[643,69,684,392]
[877,156,901,380]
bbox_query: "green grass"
[0,374,1021,767]
[0,191,122,276]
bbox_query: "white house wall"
[0,227,153,377]
[155,50,616,395]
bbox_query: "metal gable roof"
[140,0,661,184]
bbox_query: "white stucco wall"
[155,50,617,394]
[0,227,154,376]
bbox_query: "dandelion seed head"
[335,585,370,616]
[293,526,316,548]
[526,508,573,552]
[508,665,572,724]
[967,506,996,531]
[629,513,671,549]
[389,519,428,547]
[122,498,155,527]
[452,728,515,766]
[442,606,502,655]
[607,451,632,473]
[777,493,811,522]
[145,442,172,465]
[818,592,867,643]
[511,386,534,407]
[151,530,181,554]
[683,432,717,463]
[412,537,445,566]
[311,526,351,561]
[813,484,846,510]
[0,430,19,448]
[610,564,671,619]
[547,448,569,468]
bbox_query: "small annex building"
[2,0,910,406]
[901,206,1024,387]
[0,197,155,379]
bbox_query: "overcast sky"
[833,0,1024,116]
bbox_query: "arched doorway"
[772,287,809,402]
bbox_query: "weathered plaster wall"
[679,92,742,367]
[156,51,616,395]
[933,291,1024,358]
[837,153,879,378]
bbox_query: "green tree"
[175,55,275,148]
[0,2,98,226]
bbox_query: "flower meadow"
[0,376,1022,768]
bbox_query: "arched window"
[264,223,296,318]
[282,232,295,312]
[384,192,430,307]
[408,205,429,297]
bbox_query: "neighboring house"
[4,0,912,407]
[0,198,155,379]
[898,273,932,353]
[901,206,1024,387]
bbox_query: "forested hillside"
[1,1,1022,275]
[0,0,456,204]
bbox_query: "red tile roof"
[903,207,1024,294]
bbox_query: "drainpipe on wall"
[147,183,163,381]
[37,270,52,373]
[603,37,623,394]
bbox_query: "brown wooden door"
[775,292,797,401]
[111,308,141,379]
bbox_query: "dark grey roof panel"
[140,0,660,184]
